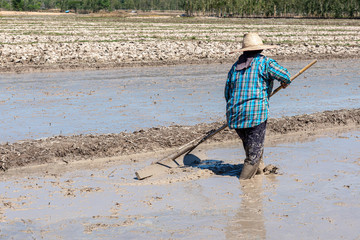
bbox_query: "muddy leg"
[256,152,264,175]
[235,121,267,179]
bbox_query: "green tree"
[67,0,82,12]
[1,0,11,9]
[123,0,135,9]
[57,0,68,11]
[12,0,24,10]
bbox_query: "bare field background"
[1,12,360,72]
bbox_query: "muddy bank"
[1,108,359,171]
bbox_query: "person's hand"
[281,82,289,89]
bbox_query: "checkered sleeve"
[267,59,291,84]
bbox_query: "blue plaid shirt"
[225,54,291,129]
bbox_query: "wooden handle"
[270,59,317,97]
[135,59,318,180]
[185,123,228,154]
[187,60,317,156]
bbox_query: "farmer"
[225,32,291,180]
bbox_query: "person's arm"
[267,59,291,87]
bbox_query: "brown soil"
[1,108,359,171]
[1,13,360,73]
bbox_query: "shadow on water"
[183,153,243,178]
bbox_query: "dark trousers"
[235,121,267,166]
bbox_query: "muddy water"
[0,129,359,239]
[1,59,359,143]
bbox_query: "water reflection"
[226,177,266,239]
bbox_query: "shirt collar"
[235,52,261,71]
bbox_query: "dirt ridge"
[1,108,359,171]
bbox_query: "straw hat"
[231,32,278,53]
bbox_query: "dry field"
[1,12,360,72]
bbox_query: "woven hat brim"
[231,44,278,53]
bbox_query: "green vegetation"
[183,0,360,18]
[2,0,360,18]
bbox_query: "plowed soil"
[1,108,358,171]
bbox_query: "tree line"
[184,0,360,18]
[2,0,360,18]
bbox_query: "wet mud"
[0,128,359,239]
[1,108,359,171]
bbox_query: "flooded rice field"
[0,58,359,239]
[0,129,359,239]
[1,58,359,143]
